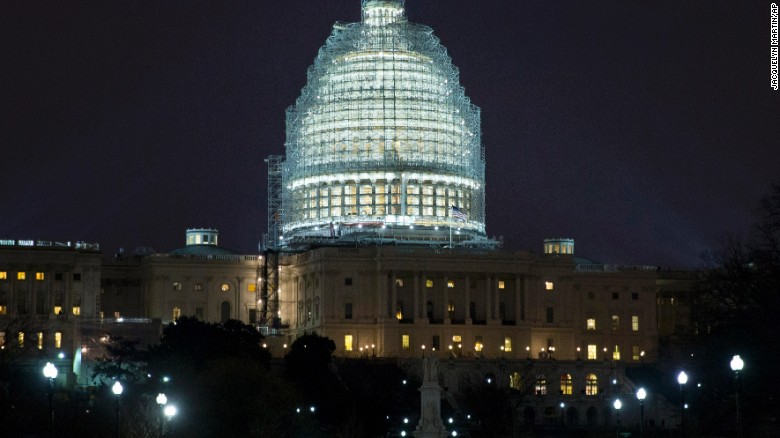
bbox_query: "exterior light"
[637,387,646,401]
[677,371,688,385]
[730,355,744,372]
[43,362,58,379]
[613,399,622,410]
[112,381,123,396]
[57,352,65,359]
[164,405,177,418]
[156,393,167,405]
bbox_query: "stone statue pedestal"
[414,353,447,438]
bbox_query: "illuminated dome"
[280,0,489,247]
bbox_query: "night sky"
[2,1,777,268]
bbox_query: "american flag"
[451,206,468,222]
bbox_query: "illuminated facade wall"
[281,0,486,246]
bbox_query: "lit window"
[613,345,621,360]
[248,283,256,292]
[172,282,182,290]
[0,332,5,348]
[503,337,512,352]
[72,306,81,316]
[194,283,203,291]
[560,373,572,395]
[611,315,619,331]
[509,372,522,390]
[426,279,433,288]
[37,332,43,350]
[0,305,6,315]
[535,375,547,395]
[53,306,62,315]
[586,318,596,330]
[344,334,353,352]
[585,374,599,395]
[114,312,121,319]
[36,272,45,281]
[587,344,597,360]
[402,334,410,350]
[447,280,454,288]
[395,278,404,287]
[632,346,640,361]
[221,283,230,292]
[396,301,404,320]
[545,281,554,290]
[632,315,639,331]
[447,302,455,314]
[452,335,462,343]
[0,271,6,280]
[474,337,483,352]
[498,280,505,289]
[17,272,26,280]
[173,307,182,321]
[55,332,62,349]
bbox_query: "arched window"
[509,371,523,391]
[535,375,547,395]
[585,373,599,396]
[560,373,572,395]
[220,301,231,323]
[586,406,598,426]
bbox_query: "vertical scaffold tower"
[279,0,494,248]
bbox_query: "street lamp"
[42,362,58,438]
[112,381,123,438]
[613,399,622,438]
[559,402,565,426]
[730,355,744,438]
[677,371,688,438]
[164,404,177,436]
[156,393,167,438]
[636,387,647,438]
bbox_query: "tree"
[686,183,780,436]
[91,317,298,437]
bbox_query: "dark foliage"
[685,183,780,436]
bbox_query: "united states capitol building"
[1,0,693,431]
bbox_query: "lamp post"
[42,362,58,438]
[164,404,177,437]
[613,399,622,438]
[156,393,167,438]
[636,387,647,438]
[730,355,744,438]
[677,371,688,438]
[112,381,123,438]
[559,402,565,426]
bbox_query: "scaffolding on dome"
[278,0,495,249]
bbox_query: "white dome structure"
[277,0,491,248]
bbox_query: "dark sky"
[2,1,777,268]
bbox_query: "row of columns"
[386,271,527,323]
